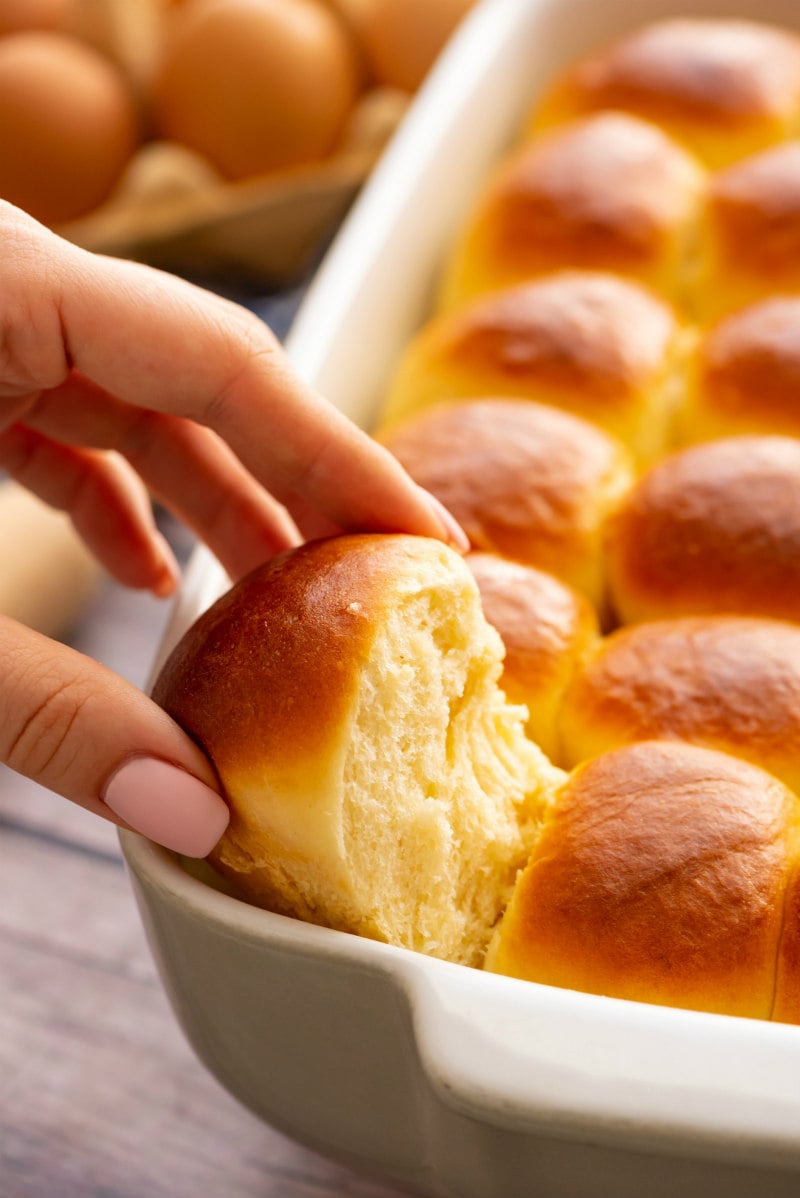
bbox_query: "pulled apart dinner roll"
[466,553,599,762]
[485,740,800,1022]
[558,615,800,793]
[152,534,562,966]
[380,398,634,613]
[530,19,800,169]
[439,111,706,313]
[605,436,800,626]
[677,298,800,447]
[378,272,687,463]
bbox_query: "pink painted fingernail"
[103,757,230,857]
[419,487,470,553]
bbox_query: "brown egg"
[0,0,70,35]
[341,0,475,92]
[152,0,361,181]
[0,31,140,224]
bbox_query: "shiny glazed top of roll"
[696,143,800,319]
[379,271,684,463]
[380,397,634,611]
[606,435,800,626]
[440,111,706,312]
[485,740,800,1021]
[679,297,800,445]
[530,18,800,168]
[558,614,800,794]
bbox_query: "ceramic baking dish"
[122,1,800,1194]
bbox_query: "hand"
[0,202,467,856]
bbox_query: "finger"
[0,614,229,857]
[22,371,302,579]
[0,422,180,594]
[1,204,466,549]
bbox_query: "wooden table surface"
[0,534,416,1194]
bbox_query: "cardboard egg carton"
[55,0,409,286]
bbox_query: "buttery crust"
[530,19,800,168]
[485,741,800,1020]
[152,533,413,786]
[695,144,800,319]
[439,111,706,311]
[678,298,800,446]
[605,436,800,626]
[380,398,634,611]
[466,552,599,761]
[379,271,685,463]
[558,615,800,793]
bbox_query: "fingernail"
[419,487,470,553]
[103,756,230,857]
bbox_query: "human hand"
[0,201,468,856]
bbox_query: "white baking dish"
[122,1,800,1194]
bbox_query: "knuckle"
[1,659,90,782]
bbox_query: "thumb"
[0,615,229,857]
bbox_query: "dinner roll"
[677,298,800,446]
[439,112,707,312]
[605,436,800,626]
[466,553,599,761]
[379,272,687,463]
[380,398,633,613]
[485,740,800,1021]
[558,615,800,793]
[694,143,800,321]
[530,19,800,169]
[152,534,562,966]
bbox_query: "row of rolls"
[372,15,800,1023]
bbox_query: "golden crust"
[774,863,800,1024]
[696,144,800,319]
[605,436,800,626]
[151,533,459,783]
[486,741,800,1019]
[380,398,634,610]
[466,552,599,760]
[531,19,800,168]
[440,112,706,311]
[558,615,800,793]
[678,298,800,445]
[379,272,684,463]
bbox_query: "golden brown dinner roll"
[605,436,800,627]
[378,272,687,463]
[693,143,800,321]
[485,740,800,1021]
[530,19,800,169]
[466,553,599,761]
[380,398,634,613]
[558,615,800,793]
[676,298,800,447]
[439,111,707,312]
[152,533,563,966]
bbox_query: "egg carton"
[54,0,409,286]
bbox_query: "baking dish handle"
[408,958,800,1166]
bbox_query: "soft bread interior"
[339,584,558,963]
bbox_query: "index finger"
[3,203,463,546]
